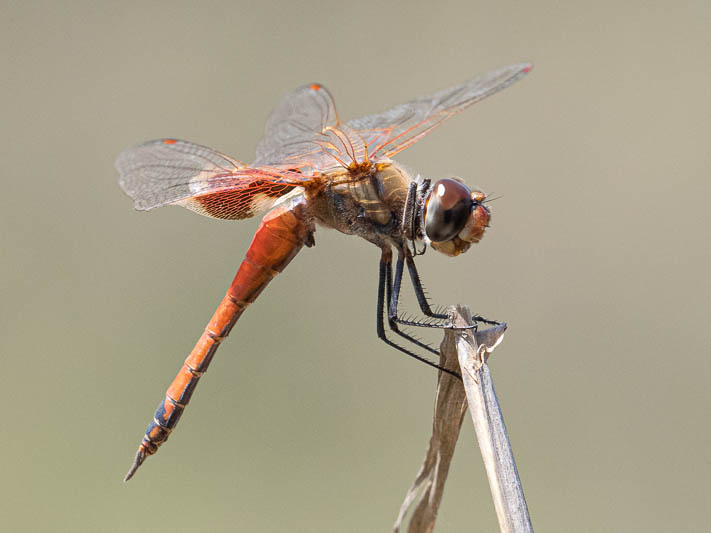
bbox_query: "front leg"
[386,252,440,356]
[376,247,461,379]
[389,248,451,329]
[401,180,428,257]
[405,252,448,320]
[393,249,501,329]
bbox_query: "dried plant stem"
[454,305,532,533]
[394,305,532,533]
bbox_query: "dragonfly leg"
[385,258,439,356]
[376,247,461,380]
[401,181,427,257]
[387,249,450,330]
[385,253,440,356]
[405,252,449,320]
[400,252,500,329]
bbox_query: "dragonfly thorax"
[306,163,412,247]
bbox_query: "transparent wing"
[347,62,532,161]
[254,83,339,169]
[254,83,372,172]
[119,64,531,213]
[116,138,312,219]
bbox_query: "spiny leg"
[385,253,440,357]
[405,252,448,320]
[376,248,461,380]
[402,181,428,257]
[402,252,501,329]
[388,249,451,329]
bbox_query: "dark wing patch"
[116,138,311,219]
[179,180,297,220]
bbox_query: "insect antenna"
[482,193,503,204]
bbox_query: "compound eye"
[424,178,472,242]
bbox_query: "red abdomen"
[125,198,314,481]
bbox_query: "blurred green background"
[2,1,710,531]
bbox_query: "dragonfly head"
[422,178,490,257]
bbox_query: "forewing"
[116,138,310,219]
[254,83,352,171]
[347,63,532,161]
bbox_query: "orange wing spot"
[309,83,322,91]
[162,139,177,144]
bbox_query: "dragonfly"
[116,62,531,481]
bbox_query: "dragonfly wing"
[347,62,532,161]
[116,138,310,219]
[254,83,344,170]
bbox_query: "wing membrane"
[116,138,310,219]
[118,64,531,218]
[254,83,344,171]
[348,63,532,160]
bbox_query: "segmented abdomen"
[125,198,313,481]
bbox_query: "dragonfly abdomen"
[124,197,314,481]
[140,296,246,450]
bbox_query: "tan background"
[2,1,710,531]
